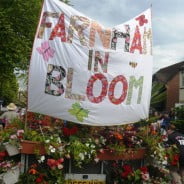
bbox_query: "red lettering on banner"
[86,73,108,103]
[108,75,128,104]
[49,13,66,42]
[130,25,142,54]
[38,12,59,38]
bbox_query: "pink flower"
[141,173,150,181]
[99,149,104,153]
[10,134,17,139]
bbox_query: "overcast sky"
[71,0,184,73]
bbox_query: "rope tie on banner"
[39,125,45,141]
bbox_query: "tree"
[0,0,42,104]
[0,72,19,105]
[0,0,42,72]
[0,0,71,105]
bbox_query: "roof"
[153,61,184,84]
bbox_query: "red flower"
[63,127,78,136]
[171,154,179,165]
[47,159,57,169]
[123,165,132,172]
[121,165,133,178]
[36,177,43,183]
[29,168,37,175]
[140,166,148,174]
[57,158,64,164]
[0,151,7,158]
[173,154,179,161]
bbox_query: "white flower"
[38,155,45,163]
[57,137,61,143]
[51,147,56,153]
[162,160,168,165]
[49,145,56,153]
[45,139,50,143]
[85,143,90,147]
[57,164,63,169]
[94,157,99,163]
[49,145,53,150]
[41,155,45,161]
[79,153,84,160]
[91,144,95,148]
[91,150,95,154]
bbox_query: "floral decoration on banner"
[36,41,55,62]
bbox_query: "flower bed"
[0,112,180,183]
[97,148,146,160]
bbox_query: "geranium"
[121,165,133,178]
[140,166,149,181]
[111,162,150,184]
[18,164,48,183]
[47,158,64,170]
[62,126,78,136]
[166,144,180,166]
[0,150,8,161]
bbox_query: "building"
[153,61,184,111]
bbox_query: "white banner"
[28,0,153,126]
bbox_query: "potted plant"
[0,160,20,184]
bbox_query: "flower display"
[0,113,181,183]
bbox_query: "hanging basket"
[3,143,20,156]
[97,148,146,160]
[20,140,46,155]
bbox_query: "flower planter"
[97,148,146,160]
[3,143,20,156]
[0,166,20,184]
[20,140,46,155]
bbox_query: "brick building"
[153,61,184,111]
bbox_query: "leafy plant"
[174,105,184,119]
[65,136,97,168]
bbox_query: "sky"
[71,0,184,73]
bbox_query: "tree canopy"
[0,0,43,72]
[0,0,42,104]
[0,0,70,105]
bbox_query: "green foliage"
[0,72,19,104]
[66,136,97,167]
[171,106,184,133]
[0,0,42,104]
[0,0,42,71]
[174,105,184,119]
[151,81,166,111]
[171,120,184,133]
